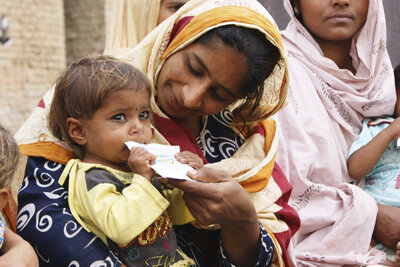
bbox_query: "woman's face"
[155,40,247,120]
[294,0,369,43]
[157,0,190,25]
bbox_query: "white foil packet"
[125,141,194,180]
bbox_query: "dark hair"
[395,63,400,91]
[48,54,151,158]
[194,25,281,122]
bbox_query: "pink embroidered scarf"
[273,0,395,265]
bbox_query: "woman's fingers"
[167,167,230,195]
[188,167,231,183]
[167,167,257,226]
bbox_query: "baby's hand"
[175,151,204,169]
[127,147,156,182]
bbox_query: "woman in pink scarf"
[274,0,398,266]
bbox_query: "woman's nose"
[332,0,350,6]
[181,82,207,109]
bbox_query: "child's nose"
[129,120,144,135]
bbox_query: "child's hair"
[0,124,20,188]
[394,63,400,91]
[48,54,152,158]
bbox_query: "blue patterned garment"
[348,117,400,207]
[197,110,244,163]
[17,157,123,266]
[17,111,274,266]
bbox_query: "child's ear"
[66,118,87,146]
[0,189,9,212]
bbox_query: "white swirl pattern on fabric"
[34,167,55,188]
[199,111,243,162]
[18,176,29,192]
[43,187,68,199]
[64,220,84,238]
[44,160,63,172]
[67,261,79,267]
[16,203,35,231]
[36,204,56,232]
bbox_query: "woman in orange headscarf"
[15,0,299,266]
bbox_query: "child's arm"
[348,117,400,180]
[127,147,156,181]
[174,151,204,169]
[0,228,39,267]
[79,169,170,246]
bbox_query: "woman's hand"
[0,228,39,267]
[167,167,260,267]
[167,167,256,225]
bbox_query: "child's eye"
[140,111,150,120]
[112,113,126,121]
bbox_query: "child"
[347,64,400,263]
[0,124,38,266]
[48,55,198,267]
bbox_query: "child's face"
[80,87,152,169]
[293,0,369,44]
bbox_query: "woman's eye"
[112,114,126,121]
[168,3,184,12]
[210,87,232,102]
[140,111,150,119]
[186,57,203,77]
[211,90,226,101]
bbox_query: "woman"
[104,0,190,54]
[15,0,300,266]
[273,0,396,265]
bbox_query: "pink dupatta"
[273,0,395,265]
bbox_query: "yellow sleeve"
[73,171,170,246]
[163,187,194,225]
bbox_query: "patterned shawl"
[273,0,395,265]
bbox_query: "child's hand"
[127,147,156,182]
[175,151,204,169]
[387,117,400,139]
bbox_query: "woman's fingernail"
[188,170,197,176]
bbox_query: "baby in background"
[0,124,38,266]
[48,55,201,266]
[347,64,400,262]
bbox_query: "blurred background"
[0,0,398,134]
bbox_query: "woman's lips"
[327,13,353,23]
[168,88,186,113]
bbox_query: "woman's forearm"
[220,213,260,267]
